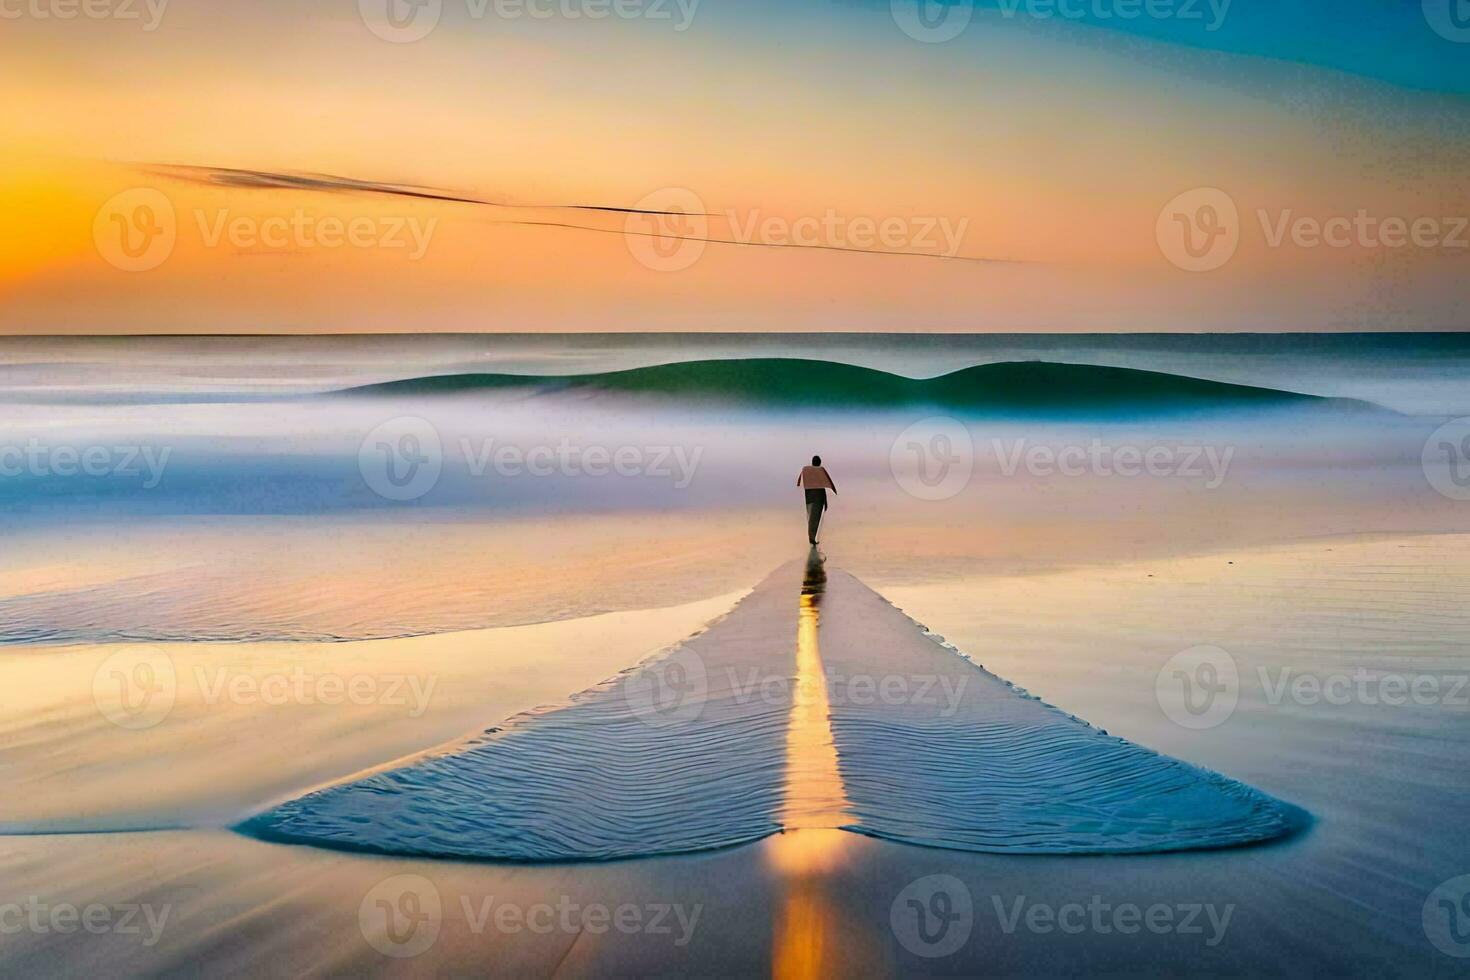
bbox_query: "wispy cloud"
[146,163,1018,263]
[147,164,696,215]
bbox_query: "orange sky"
[2,3,1466,332]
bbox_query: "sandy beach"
[4,529,1467,976]
[9,0,1470,958]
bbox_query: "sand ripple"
[241,562,1302,861]
[819,568,1300,853]
[240,581,801,861]
[832,716,1295,853]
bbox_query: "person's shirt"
[797,465,836,491]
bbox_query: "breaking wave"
[342,358,1376,415]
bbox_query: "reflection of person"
[802,544,827,599]
[797,455,837,545]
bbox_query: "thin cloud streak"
[146,164,699,216]
[503,220,1025,264]
[146,163,1019,263]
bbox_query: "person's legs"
[806,498,823,544]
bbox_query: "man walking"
[797,455,837,545]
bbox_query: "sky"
[2,0,1467,333]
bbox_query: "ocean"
[2,332,1468,974]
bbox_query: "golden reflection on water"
[779,590,851,832]
[771,551,855,980]
[771,858,846,980]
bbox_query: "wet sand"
[0,591,745,831]
[4,532,1465,975]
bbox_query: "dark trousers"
[804,489,827,543]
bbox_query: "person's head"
[812,455,822,466]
